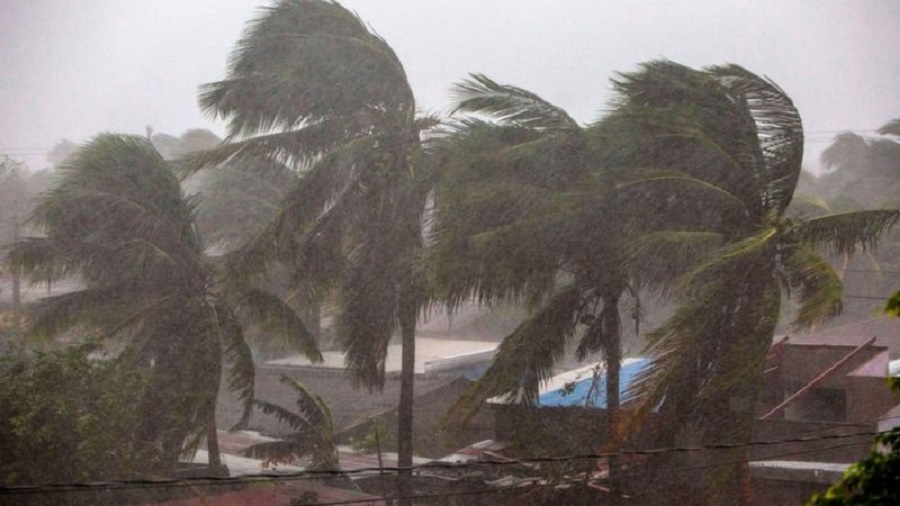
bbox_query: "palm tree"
[427,75,644,499]
[818,118,900,207]
[244,374,338,471]
[600,61,899,503]
[188,1,434,499]
[5,134,320,474]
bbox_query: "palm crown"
[6,134,320,471]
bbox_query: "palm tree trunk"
[396,282,417,506]
[206,409,223,474]
[601,290,623,505]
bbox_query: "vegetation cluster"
[1,1,899,504]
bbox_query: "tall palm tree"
[427,75,641,499]
[188,1,434,499]
[245,374,338,471]
[5,134,320,474]
[601,61,899,503]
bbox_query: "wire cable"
[0,428,888,496]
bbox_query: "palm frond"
[787,193,832,217]
[625,230,725,291]
[707,64,804,215]
[781,246,843,329]
[24,284,148,341]
[604,60,764,212]
[451,73,579,130]
[791,209,899,255]
[611,170,748,214]
[280,374,333,434]
[6,237,113,284]
[624,276,780,441]
[178,117,371,177]
[251,399,309,433]
[446,285,582,428]
[234,287,321,362]
[674,227,777,296]
[24,135,203,287]
[199,0,412,140]
[335,243,400,390]
[216,304,255,430]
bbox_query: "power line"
[844,294,892,302]
[0,429,887,496]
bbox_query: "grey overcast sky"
[2,0,899,172]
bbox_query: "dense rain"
[2,1,900,505]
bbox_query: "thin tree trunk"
[602,291,623,505]
[206,409,223,474]
[306,303,321,341]
[396,286,417,506]
[12,221,23,356]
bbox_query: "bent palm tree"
[432,75,634,422]
[428,76,643,500]
[6,134,320,474]
[189,1,434,499]
[245,375,338,471]
[602,61,899,503]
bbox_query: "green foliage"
[807,377,900,505]
[245,375,338,471]
[431,75,633,432]
[347,417,397,454]
[586,60,899,503]
[0,343,151,485]
[195,0,432,391]
[885,291,900,317]
[6,134,320,472]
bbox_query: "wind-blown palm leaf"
[251,399,309,433]
[447,285,581,428]
[452,73,579,131]
[790,210,900,255]
[246,374,338,470]
[336,236,402,389]
[624,230,725,292]
[179,118,373,177]
[781,245,843,329]
[707,64,804,215]
[281,374,333,433]
[427,184,572,310]
[24,284,153,341]
[217,304,256,430]
[233,287,322,363]
[5,237,115,284]
[611,169,749,214]
[624,275,780,437]
[199,0,411,141]
[604,61,763,213]
[788,193,833,217]
[674,226,777,296]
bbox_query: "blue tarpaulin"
[538,358,651,408]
